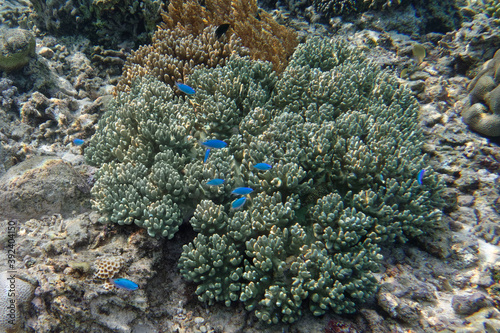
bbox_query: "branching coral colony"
[85,36,444,323]
[116,0,298,93]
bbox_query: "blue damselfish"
[231,196,247,209]
[204,149,210,163]
[201,140,227,149]
[253,163,272,171]
[206,179,225,186]
[417,169,426,185]
[111,278,138,291]
[73,138,85,146]
[175,82,196,95]
[231,187,253,195]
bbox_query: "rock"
[442,187,459,211]
[0,156,90,220]
[459,307,500,332]
[407,80,426,93]
[57,77,77,97]
[38,46,54,59]
[455,169,480,193]
[452,292,493,315]
[494,196,500,215]
[0,27,36,71]
[420,103,444,127]
[457,195,475,207]
[358,308,392,333]
[377,269,437,324]
[470,268,494,288]
[449,207,478,227]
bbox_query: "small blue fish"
[204,149,210,163]
[206,179,225,186]
[417,169,426,185]
[201,140,227,149]
[175,82,195,95]
[231,187,253,195]
[254,163,272,171]
[73,138,85,146]
[111,278,138,291]
[231,196,247,209]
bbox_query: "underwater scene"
[0,0,500,332]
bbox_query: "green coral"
[179,37,443,323]
[85,57,277,237]
[86,36,444,322]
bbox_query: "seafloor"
[0,0,500,332]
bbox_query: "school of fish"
[200,137,271,211]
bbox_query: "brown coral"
[161,0,298,73]
[115,0,298,93]
[116,24,248,93]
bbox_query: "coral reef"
[116,25,250,93]
[0,78,19,113]
[0,27,35,71]
[0,0,31,28]
[161,0,298,73]
[94,256,127,290]
[116,0,298,93]
[313,0,403,17]
[462,48,500,137]
[0,35,112,172]
[86,57,277,237]
[29,0,163,47]
[178,37,444,323]
[0,212,162,332]
[86,35,444,323]
[464,0,500,25]
[307,0,462,34]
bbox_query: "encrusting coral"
[462,48,500,137]
[115,0,297,93]
[85,36,444,323]
[93,256,124,280]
